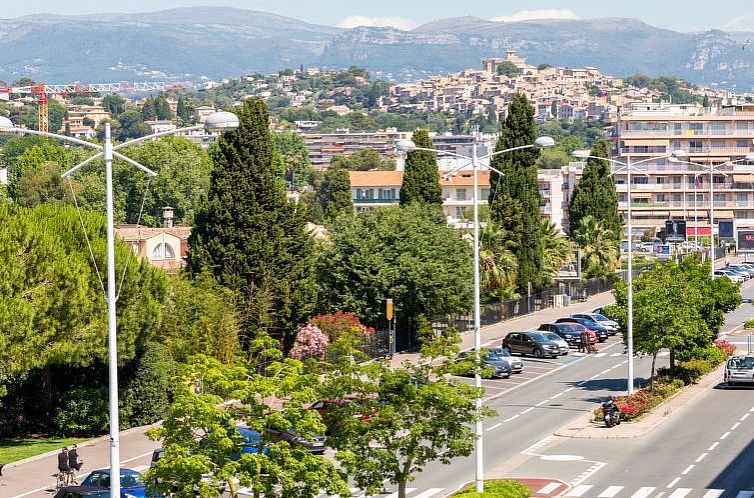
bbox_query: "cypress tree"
[488,93,543,291]
[325,164,353,220]
[188,98,317,349]
[568,138,621,239]
[400,129,443,206]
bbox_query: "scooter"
[602,399,621,428]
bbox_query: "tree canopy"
[399,129,442,206]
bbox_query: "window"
[633,177,648,184]
[711,140,725,148]
[673,194,682,202]
[455,207,465,218]
[656,194,666,202]
[736,122,749,131]
[151,243,175,260]
[481,188,490,199]
[689,122,704,134]
[456,188,467,200]
[674,123,683,135]
[736,211,750,219]
[737,140,750,148]
[656,177,665,184]
[378,188,396,200]
[688,140,704,152]
[711,123,727,135]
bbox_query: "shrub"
[652,378,684,399]
[745,318,754,329]
[120,343,177,429]
[289,324,329,361]
[454,479,531,497]
[714,338,737,357]
[311,311,374,342]
[614,389,655,421]
[673,359,711,384]
[54,387,109,436]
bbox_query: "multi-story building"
[303,129,410,169]
[609,102,754,236]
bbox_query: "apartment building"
[349,169,567,231]
[303,129,410,169]
[609,102,754,235]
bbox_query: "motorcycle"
[602,399,621,428]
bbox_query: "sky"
[2,0,754,33]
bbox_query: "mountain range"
[0,7,752,90]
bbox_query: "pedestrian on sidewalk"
[587,329,598,353]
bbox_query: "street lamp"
[397,135,554,493]
[669,153,754,278]
[572,150,682,394]
[0,112,239,497]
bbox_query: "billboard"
[556,248,582,280]
[665,220,687,242]
[738,230,754,252]
[719,220,735,240]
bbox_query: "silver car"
[487,347,524,373]
[725,356,754,386]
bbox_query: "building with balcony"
[609,102,754,235]
[303,129,410,169]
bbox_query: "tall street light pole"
[0,112,239,497]
[572,150,679,394]
[398,135,554,493]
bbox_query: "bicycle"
[56,460,83,489]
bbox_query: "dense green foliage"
[568,138,621,238]
[623,75,701,105]
[489,94,543,291]
[121,342,177,429]
[273,130,312,190]
[454,480,531,498]
[573,216,619,278]
[400,129,442,206]
[324,164,353,221]
[316,204,473,341]
[188,99,317,349]
[330,148,395,171]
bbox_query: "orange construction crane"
[0,82,184,132]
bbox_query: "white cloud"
[337,15,419,31]
[724,14,754,32]
[491,9,579,23]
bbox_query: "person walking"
[68,445,81,472]
[587,329,598,353]
[579,329,590,354]
[57,447,70,487]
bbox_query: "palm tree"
[478,219,519,301]
[540,219,573,283]
[573,215,620,278]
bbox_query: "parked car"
[555,317,608,342]
[730,265,754,278]
[501,331,568,358]
[149,448,164,468]
[571,313,619,334]
[455,350,512,378]
[715,270,745,283]
[725,356,754,386]
[53,486,109,498]
[537,331,569,355]
[264,427,327,454]
[538,323,587,348]
[487,347,524,373]
[80,468,146,498]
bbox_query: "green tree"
[489,93,543,291]
[536,148,570,169]
[332,148,393,171]
[188,99,317,349]
[540,219,573,283]
[121,342,177,429]
[176,95,190,122]
[496,61,520,77]
[316,204,472,342]
[8,140,69,200]
[117,110,152,141]
[324,164,353,221]
[573,215,619,278]
[14,161,78,208]
[273,131,311,190]
[102,94,126,117]
[399,129,442,206]
[478,219,519,302]
[568,138,621,238]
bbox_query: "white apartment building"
[609,102,754,236]
[303,129,410,169]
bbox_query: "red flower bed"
[714,339,736,357]
[613,389,656,420]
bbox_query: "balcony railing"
[353,198,399,204]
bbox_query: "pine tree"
[188,99,317,349]
[400,129,443,206]
[325,164,353,220]
[568,138,621,240]
[488,93,543,291]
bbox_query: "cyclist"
[57,447,70,486]
[68,444,81,472]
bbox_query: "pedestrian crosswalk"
[562,484,754,497]
[243,487,448,498]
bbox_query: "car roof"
[89,468,140,475]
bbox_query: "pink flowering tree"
[289,324,329,361]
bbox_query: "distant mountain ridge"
[0,7,752,89]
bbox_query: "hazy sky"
[3,0,754,33]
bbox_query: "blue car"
[80,468,146,498]
[236,427,268,458]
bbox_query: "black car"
[53,487,109,498]
[554,317,608,342]
[538,323,588,348]
[264,427,327,454]
[501,331,568,358]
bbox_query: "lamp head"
[746,153,754,162]
[572,149,591,159]
[396,139,416,152]
[671,149,687,159]
[0,116,14,130]
[534,136,555,149]
[203,111,239,133]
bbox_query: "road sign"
[386,298,393,321]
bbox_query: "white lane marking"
[721,431,731,440]
[552,392,564,399]
[536,400,549,406]
[600,368,612,374]
[731,422,741,430]
[667,489,691,498]
[412,489,444,498]
[701,490,724,498]
[565,387,576,392]
[630,488,656,498]
[482,341,493,347]
[620,360,628,365]
[681,464,694,475]
[610,352,622,357]
[383,489,416,498]
[565,485,593,496]
[735,492,754,498]
[522,407,534,414]
[666,477,681,488]
[598,486,624,497]
[121,450,154,464]
[504,414,519,422]
[595,353,606,357]
[695,452,708,462]
[741,413,750,421]
[486,422,502,431]
[750,406,754,412]
[537,483,561,494]
[709,442,719,450]
[9,487,50,498]
[588,374,599,380]
[577,380,587,386]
